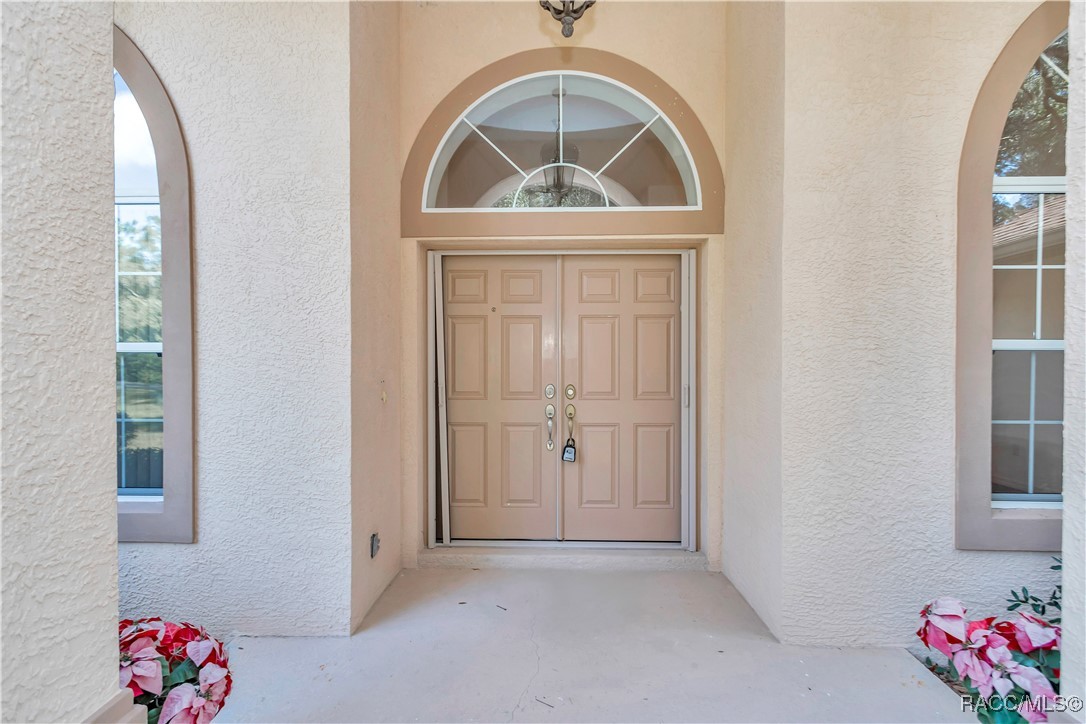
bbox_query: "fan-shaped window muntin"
[424,71,701,212]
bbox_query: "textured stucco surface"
[350,1,404,630]
[721,1,786,635]
[1,3,120,720]
[1060,0,1085,712]
[114,2,355,636]
[773,2,1060,645]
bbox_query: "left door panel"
[444,256,558,539]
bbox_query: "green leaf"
[147,707,161,724]
[1045,650,1060,669]
[991,707,1024,724]
[1008,602,1022,610]
[165,658,198,687]
[1011,650,1040,668]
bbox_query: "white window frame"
[990,176,1066,508]
[115,26,194,543]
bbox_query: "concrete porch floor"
[218,569,971,723]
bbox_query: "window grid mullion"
[1028,351,1037,495]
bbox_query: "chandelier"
[539,0,596,38]
[539,88,579,201]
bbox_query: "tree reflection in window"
[996,32,1068,177]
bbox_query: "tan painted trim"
[410,237,710,556]
[956,1,1067,551]
[114,25,195,543]
[402,49,724,238]
[85,688,147,724]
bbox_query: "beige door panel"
[444,255,558,540]
[560,255,682,542]
[441,254,681,542]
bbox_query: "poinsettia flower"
[186,638,224,668]
[952,625,1013,698]
[965,617,996,640]
[161,622,203,663]
[987,645,1057,702]
[993,620,1023,651]
[1020,693,1055,724]
[160,683,220,724]
[1012,613,1060,653]
[917,598,968,656]
[120,618,165,648]
[954,646,995,697]
[119,637,163,696]
[199,663,230,703]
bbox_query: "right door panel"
[560,255,682,541]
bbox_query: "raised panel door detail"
[579,316,619,400]
[561,255,681,542]
[447,316,488,400]
[450,423,487,506]
[635,269,675,302]
[634,424,674,508]
[444,255,559,541]
[446,270,488,303]
[579,269,620,303]
[502,423,542,507]
[634,315,675,400]
[502,316,541,400]
[578,424,620,508]
[502,270,543,304]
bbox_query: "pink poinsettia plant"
[917,599,1061,724]
[119,618,232,724]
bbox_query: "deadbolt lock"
[545,384,556,399]
[564,384,576,400]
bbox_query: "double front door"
[441,254,682,542]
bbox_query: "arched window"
[957,1,1068,552]
[114,26,193,543]
[401,49,724,238]
[990,30,1067,505]
[425,72,699,211]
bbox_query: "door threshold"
[419,545,708,572]
[447,539,684,549]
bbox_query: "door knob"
[545,404,556,451]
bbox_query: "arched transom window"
[424,72,700,211]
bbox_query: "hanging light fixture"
[539,0,595,38]
[540,88,578,203]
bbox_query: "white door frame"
[427,248,697,551]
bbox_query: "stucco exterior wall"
[721,1,785,635]
[1,2,121,720]
[114,2,355,636]
[1060,0,1085,711]
[350,1,404,630]
[774,1,1060,645]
